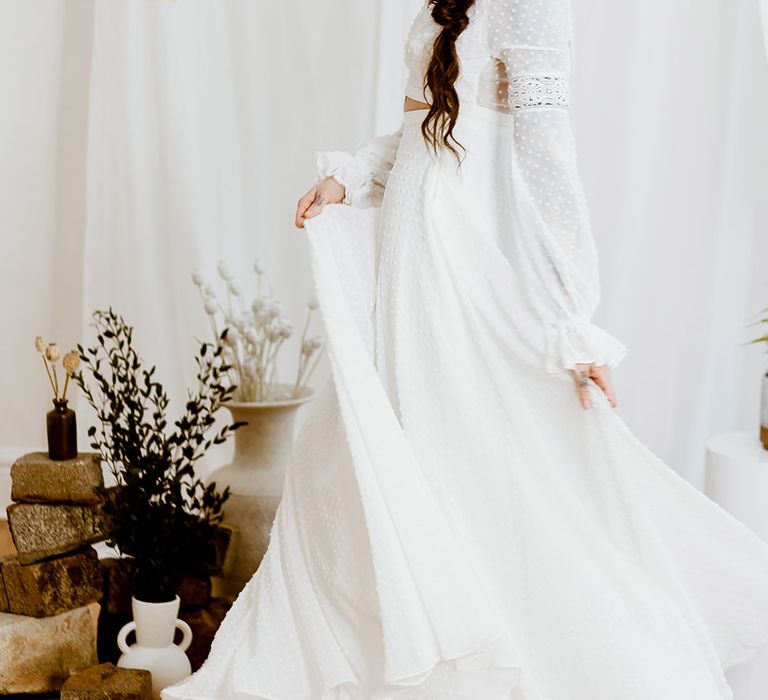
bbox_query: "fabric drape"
[0,0,766,487]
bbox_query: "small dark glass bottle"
[47,399,77,461]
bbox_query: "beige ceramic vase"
[207,384,314,595]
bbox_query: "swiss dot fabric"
[320,0,626,371]
[164,2,768,699]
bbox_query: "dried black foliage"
[75,309,243,603]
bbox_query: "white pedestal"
[705,431,768,700]
[706,432,768,540]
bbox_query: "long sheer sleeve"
[316,130,402,209]
[485,0,627,372]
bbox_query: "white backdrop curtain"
[1,0,767,487]
[761,0,768,61]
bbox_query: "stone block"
[11,452,104,505]
[212,523,237,576]
[7,502,106,564]
[61,662,152,700]
[1,547,103,617]
[0,603,99,694]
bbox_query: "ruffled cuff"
[544,316,628,373]
[315,151,372,207]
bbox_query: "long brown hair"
[421,0,476,160]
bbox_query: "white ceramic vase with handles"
[207,384,314,596]
[117,595,193,699]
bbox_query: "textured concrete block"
[11,452,104,505]
[1,547,103,617]
[7,502,106,564]
[61,662,152,700]
[0,603,99,694]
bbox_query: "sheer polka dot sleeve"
[487,0,627,372]
[316,130,403,209]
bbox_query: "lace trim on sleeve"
[509,75,569,110]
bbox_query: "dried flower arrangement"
[192,259,325,403]
[74,308,239,602]
[36,336,81,459]
[34,336,80,401]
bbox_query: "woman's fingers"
[572,363,592,410]
[296,186,322,228]
[303,190,327,221]
[570,364,618,411]
[590,366,618,408]
[295,178,347,228]
[295,187,318,228]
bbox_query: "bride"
[164,0,768,698]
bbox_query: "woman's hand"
[295,177,346,228]
[571,363,617,410]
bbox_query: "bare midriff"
[404,96,430,112]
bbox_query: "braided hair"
[421,0,477,160]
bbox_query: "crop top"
[404,0,571,112]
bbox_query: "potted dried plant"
[191,259,324,593]
[34,337,80,460]
[748,307,768,450]
[74,308,240,696]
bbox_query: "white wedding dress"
[164,1,768,698]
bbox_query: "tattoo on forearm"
[312,194,325,208]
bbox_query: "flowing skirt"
[163,106,768,700]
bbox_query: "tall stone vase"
[207,384,314,595]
